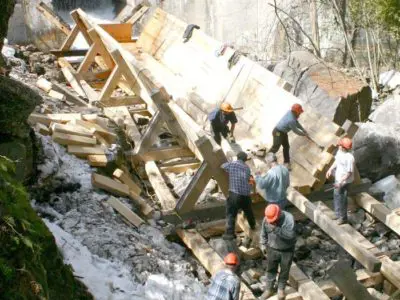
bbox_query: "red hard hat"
[339,137,352,150]
[265,204,281,224]
[224,252,239,265]
[291,103,304,115]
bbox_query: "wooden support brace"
[132,111,163,155]
[37,1,71,35]
[77,43,99,76]
[87,28,115,70]
[126,5,150,24]
[60,25,79,51]
[175,162,212,213]
[98,65,123,101]
[70,10,93,46]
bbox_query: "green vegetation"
[0,155,93,300]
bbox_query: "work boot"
[277,288,286,300]
[260,288,274,299]
[337,218,348,225]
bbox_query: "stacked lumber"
[36,77,86,106]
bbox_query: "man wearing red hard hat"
[206,252,241,300]
[326,137,355,225]
[268,103,310,170]
[208,102,238,145]
[259,204,297,300]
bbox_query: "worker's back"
[206,268,241,300]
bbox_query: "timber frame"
[54,7,400,299]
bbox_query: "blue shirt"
[221,160,251,196]
[207,269,241,300]
[255,165,290,203]
[209,109,238,128]
[275,110,307,136]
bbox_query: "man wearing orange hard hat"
[208,102,238,145]
[269,103,309,170]
[206,252,241,300]
[326,137,355,225]
[259,204,296,300]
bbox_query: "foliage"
[0,155,93,299]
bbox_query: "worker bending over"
[209,102,238,145]
[260,204,296,300]
[221,151,256,241]
[269,103,308,169]
[326,137,355,225]
[207,253,241,300]
[255,153,290,209]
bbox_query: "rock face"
[273,51,372,125]
[0,76,41,180]
[0,0,15,71]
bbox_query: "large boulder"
[369,95,400,125]
[273,51,372,125]
[353,122,400,181]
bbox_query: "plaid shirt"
[221,160,251,196]
[206,269,241,300]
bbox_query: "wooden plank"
[107,196,144,227]
[159,161,201,173]
[287,188,381,272]
[58,58,87,98]
[80,79,99,103]
[87,154,108,167]
[131,146,194,163]
[126,5,150,24]
[48,90,66,101]
[145,161,176,211]
[342,119,359,138]
[91,173,130,197]
[379,256,400,290]
[129,190,154,218]
[52,132,97,146]
[175,161,212,213]
[176,229,256,300]
[51,49,88,57]
[50,122,94,137]
[37,2,71,35]
[77,43,99,75]
[36,77,53,92]
[196,219,242,238]
[113,168,141,195]
[36,123,50,136]
[60,24,79,51]
[100,23,133,43]
[353,192,400,236]
[68,145,105,158]
[51,82,88,106]
[101,96,143,107]
[103,106,141,144]
[327,260,375,300]
[75,119,117,143]
[28,113,82,126]
[132,111,163,155]
[70,10,93,46]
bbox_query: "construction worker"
[221,151,256,241]
[206,252,241,300]
[209,102,238,145]
[255,153,290,209]
[269,103,309,169]
[326,137,355,225]
[260,204,297,300]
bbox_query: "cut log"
[352,192,400,236]
[52,132,97,146]
[50,122,94,137]
[287,188,381,272]
[87,154,108,167]
[36,77,53,92]
[113,168,141,195]
[107,196,144,227]
[48,90,66,101]
[145,161,176,211]
[92,173,130,197]
[67,145,105,158]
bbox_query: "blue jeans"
[267,199,288,209]
[333,183,350,220]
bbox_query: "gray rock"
[353,122,400,181]
[348,209,366,226]
[306,236,320,249]
[369,95,400,125]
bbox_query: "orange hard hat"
[291,103,304,115]
[339,137,352,150]
[265,204,281,224]
[224,252,239,265]
[220,102,234,113]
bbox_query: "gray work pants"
[266,247,294,290]
[333,183,350,220]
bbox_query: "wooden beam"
[91,173,130,197]
[28,113,82,126]
[352,193,400,236]
[131,146,194,163]
[113,168,141,195]
[60,24,79,51]
[51,82,88,106]
[126,5,149,24]
[196,219,242,238]
[287,188,381,272]
[132,111,163,155]
[129,190,154,218]
[309,178,372,200]
[68,145,104,158]
[98,65,123,102]
[51,49,88,58]
[145,161,177,211]
[175,161,212,213]
[327,260,375,300]
[107,196,144,227]
[75,119,116,143]
[37,2,71,35]
[87,154,108,167]
[100,23,133,43]
[50,122,94,137]
[58,58,87,98]
[52,132,97,146]
[79,79,99,103]
[77,43,99,75]
[176,229,256,300]
[159,160,201,173]
[70,10,93,46]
